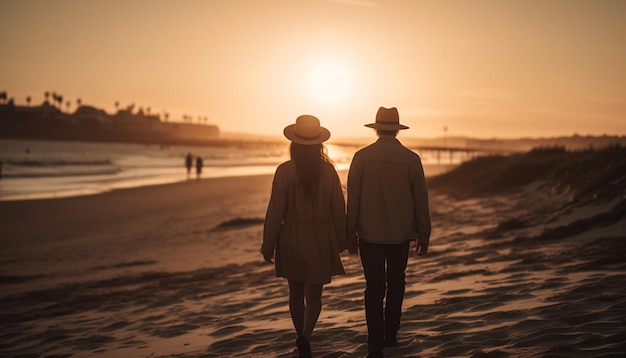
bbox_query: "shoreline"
[0,162,458,202]
[0,170,276,202]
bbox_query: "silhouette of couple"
[261,107,431,358]
[185,152,203,179]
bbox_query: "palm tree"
[0,91,6,104]
[115,101,120,113]
[26,96,31,106]
[66,101,71,113]
[44,91,50,105]
[76,98,82,109]
[51,92,63,109]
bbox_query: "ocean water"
[0,139,456,201]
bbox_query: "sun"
[310,63,349,103]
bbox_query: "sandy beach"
[1,147,625,357]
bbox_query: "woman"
[261,115,346,358]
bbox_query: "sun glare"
[310,63,349,103]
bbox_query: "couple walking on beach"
[261,107,431,358]
[185,152,204,179]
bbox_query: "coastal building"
[0,103,220,145]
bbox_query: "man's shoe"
[367,349,384,358]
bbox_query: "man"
[347,107,431,358]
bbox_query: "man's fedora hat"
[284,115,331,144]
[365,107,409,130]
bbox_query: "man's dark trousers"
[359,239,410,349]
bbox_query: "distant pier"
[412,146,511,164]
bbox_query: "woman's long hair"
[290,142,332,200]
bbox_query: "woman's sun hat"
[365,107,409,130]
[283,115,331,144]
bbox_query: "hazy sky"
[1,0,625,139]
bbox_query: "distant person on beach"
[262,115,347,358]
[195,156,203,179]
[346,107,431,358]
[185,152,193,176]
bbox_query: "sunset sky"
[1,0,625,139]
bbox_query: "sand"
[1,162,625,357]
